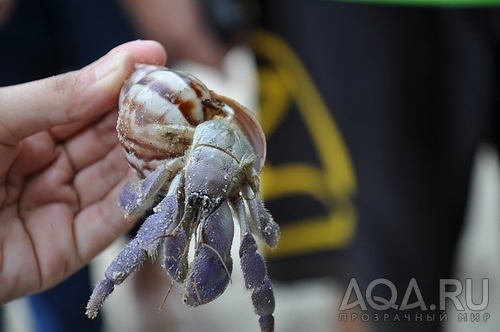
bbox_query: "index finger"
[0,40,167,146]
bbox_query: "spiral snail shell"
[117,64,266,179]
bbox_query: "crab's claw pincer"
[183,201,234,306]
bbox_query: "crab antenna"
[201,242,233,284]
[158,279,175,313]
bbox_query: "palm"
[0,111,132,303]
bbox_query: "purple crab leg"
[86,237,146,319]
[119,158,183,217]
[86,176,183,318]
[239,232,266,289]
[136,193,181,255]
[235,197,277,332]
[163,224,189,282]
[243,184,280,249]
[253,277,276,332]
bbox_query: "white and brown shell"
[117,64,266,179]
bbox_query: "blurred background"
[2,0,500,331]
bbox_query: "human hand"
[0,40,166,304]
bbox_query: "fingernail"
[95,51,124,80]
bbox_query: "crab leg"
[86,175,183,318]
[235,197,276,332]
[118,158,183,217]
[242,184,280,249]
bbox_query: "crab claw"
[183,201,234,306]
[182,245,234,306]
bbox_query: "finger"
[74,174,139,263]
[61,111,120,172]
[73,145,131,209]
[0,40,166,146]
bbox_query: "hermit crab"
[85,64,280,332]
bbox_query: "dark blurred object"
[202,0,259,43]
[0,0,135,84]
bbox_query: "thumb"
[0,40,166,146]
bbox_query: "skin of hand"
[0,0,17,29]
[0,39,166,304]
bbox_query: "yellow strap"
[252,30,358,257]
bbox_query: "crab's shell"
[117,64,266,179]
